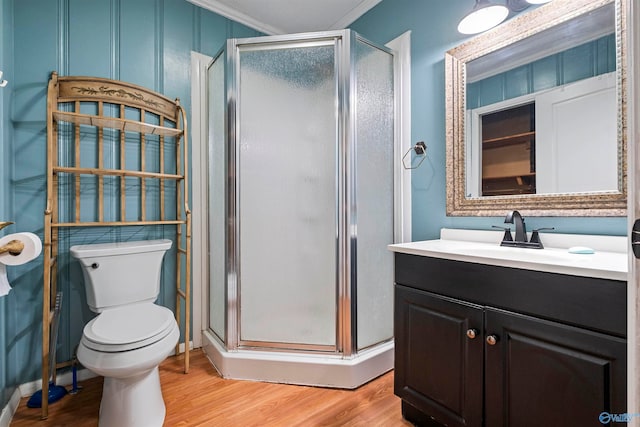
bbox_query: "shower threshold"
[202,331,394,389]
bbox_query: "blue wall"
[0,0,13,410]
[467,34,616,109]
[0,0,629,406]
[2,0,259,393]
[350,0,626,241]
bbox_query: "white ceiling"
[187,0,383,35]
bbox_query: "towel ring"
[402,141,427,170]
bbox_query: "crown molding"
[329,0,383,30]
[186,0,284,35]
[187,0,382,35]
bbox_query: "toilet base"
[99,367,166,427]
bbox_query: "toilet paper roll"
[0,232,42,265]
[0,264,11,297]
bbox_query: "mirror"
[445,0,627,216]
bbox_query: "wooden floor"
[11,349,412,426]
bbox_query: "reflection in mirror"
[467,3,615,197]
[445,0,627,216]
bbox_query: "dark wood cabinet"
[394,253,627,427]
[484,308,626,427]
[395,286,483,426]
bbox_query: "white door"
[628,0,639,421]
[536,73,617,194]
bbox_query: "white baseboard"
[18,367,98,398]
[177,340,195,354]
[0,387,24,427]
[0,367,98,426]
[0,340,196,426]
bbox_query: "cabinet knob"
[486,335,499,345]
[466,328,478,339]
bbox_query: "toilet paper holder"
[0,222,23,256]
[0,228,43,298]
[0,221,24,255]
[0,240,24,256]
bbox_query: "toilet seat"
[82,304,176,352]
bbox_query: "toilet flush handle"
[91,262,99,269]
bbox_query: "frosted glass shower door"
[208,50,227,342]
[353,38,395,350]
[235,40,338,349]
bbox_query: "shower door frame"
[227,31,345,354]
[191,30,412,365]
[225,30,395,356]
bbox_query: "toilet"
[71,239,179,427]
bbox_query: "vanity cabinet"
[395,286,483,426]
[394,253,627,427]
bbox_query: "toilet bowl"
[71,239,177,427]
[77,304,179,427]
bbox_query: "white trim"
[0,369,100,426]
[1,369,98,426]
[186,0,383,35]
[177,340,195,354]
[185,0,282,35]
[190,51,212,350]
[17,368,98,399]
[628,0,639,421]
[386,31,412,242]
[0,388,20,427]
[329,0,383,30]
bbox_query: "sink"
[388,229,627,281]
[457,245,569,260]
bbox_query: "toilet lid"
[82,304,176,352]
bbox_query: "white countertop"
[388,228,628,281]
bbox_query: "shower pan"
[202,30,397,388]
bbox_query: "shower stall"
[202,30,397,388]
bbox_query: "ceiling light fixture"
[457,0,509,35]
[458,0,553,35]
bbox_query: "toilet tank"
[70,239,172,312]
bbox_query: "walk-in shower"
[202,30,397,388]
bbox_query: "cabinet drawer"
[394,253,627,337]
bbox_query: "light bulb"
[458,2,510,35]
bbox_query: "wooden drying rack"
[42,72,191,419]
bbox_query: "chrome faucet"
[504,210,527,243]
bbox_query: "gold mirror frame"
[445,0,627,216]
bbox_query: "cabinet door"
[485,308,626,427]
[395,285,483,427]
